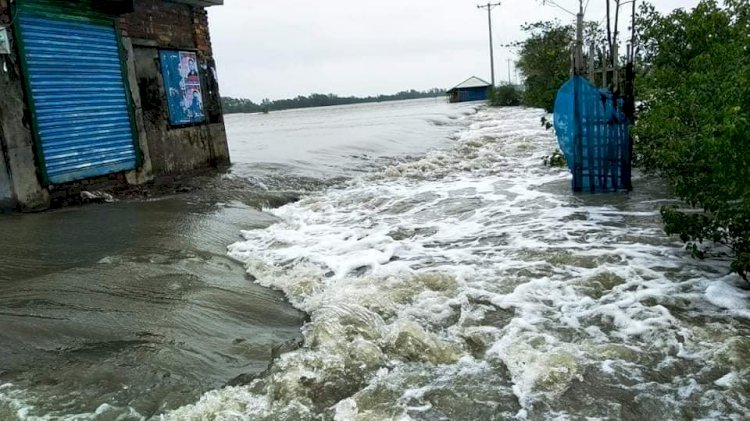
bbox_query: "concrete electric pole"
[506,58,513,85]
[575,0,584,75]
[477,2,502,86]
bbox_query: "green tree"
[513,20,607,111]
[514,21,574,112]
[634,0,750,283]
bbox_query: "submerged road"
[0,98,473,419]
[2,99,749,420]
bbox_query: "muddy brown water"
[0,99,472,419]
[0,198,307,418]
[7,100,743,420]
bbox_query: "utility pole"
[572,0,585,192]
[623,0,638,191]
[575,0,584,75]
[613,0,621,91]
[606,0,612,60]
[506,58,512,85]
[477,2,502,86]
[630,0,637,63]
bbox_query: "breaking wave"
[163,107,750,420]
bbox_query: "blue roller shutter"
[16,0,138,185]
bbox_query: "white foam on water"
[0,382,148,421]
[164,107,750,420]
[704,277,750,319]
[0,383,26,421]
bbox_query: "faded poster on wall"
[159,50,205,125]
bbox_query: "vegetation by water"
[634,0,750,283]
[513,21,575,112]
[542,150,566,168]
[222,89,445,114]
[511,20,606,112]
[511,1,749,283]
[489,85,522,107]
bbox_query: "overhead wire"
[541,0,577,17]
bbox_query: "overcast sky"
[208,0,700,101]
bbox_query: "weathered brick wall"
[119,0,214,57]
[192,7,213,59]
[120,0,195,50]
[0,0,227,210]
[0,0,8,24]
[122,0,227,177]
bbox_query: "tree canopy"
[634,0,750,283]
[514,21,574,112]
[511,3,750,282]
[513,20,608,112]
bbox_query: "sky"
[207,0,700,102]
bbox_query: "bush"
[542,150,567,168]
[635,0,750,284]
[489,85,522,107]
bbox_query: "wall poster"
[159,50,206,125]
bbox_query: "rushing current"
[3,99,750,420]
[176,104,749,419]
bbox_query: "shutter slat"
[18,5,137,185]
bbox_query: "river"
[1,99,749,420]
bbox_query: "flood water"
[2,99,750,420]
[0,99,474,420]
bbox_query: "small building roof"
[449,76,491,91]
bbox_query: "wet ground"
[2,100,749,420]
[0,99,474,420]
[173,106,750,420]
[0,196,308,419]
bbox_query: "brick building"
[0,0,229,211]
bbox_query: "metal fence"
[554,76,632,192]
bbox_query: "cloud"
[208,0,700,101]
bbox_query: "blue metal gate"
[554,76,631,192]
[16,1,138,184]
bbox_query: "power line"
[540,0,577,17]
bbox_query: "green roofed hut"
[447,76,492,103]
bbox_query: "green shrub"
[489,85,521,107]
[542,150,567,168]
[635,0,750,284]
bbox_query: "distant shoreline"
[223,96,450,116]
[222,89,446,115]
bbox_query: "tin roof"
[449,76,492,90]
